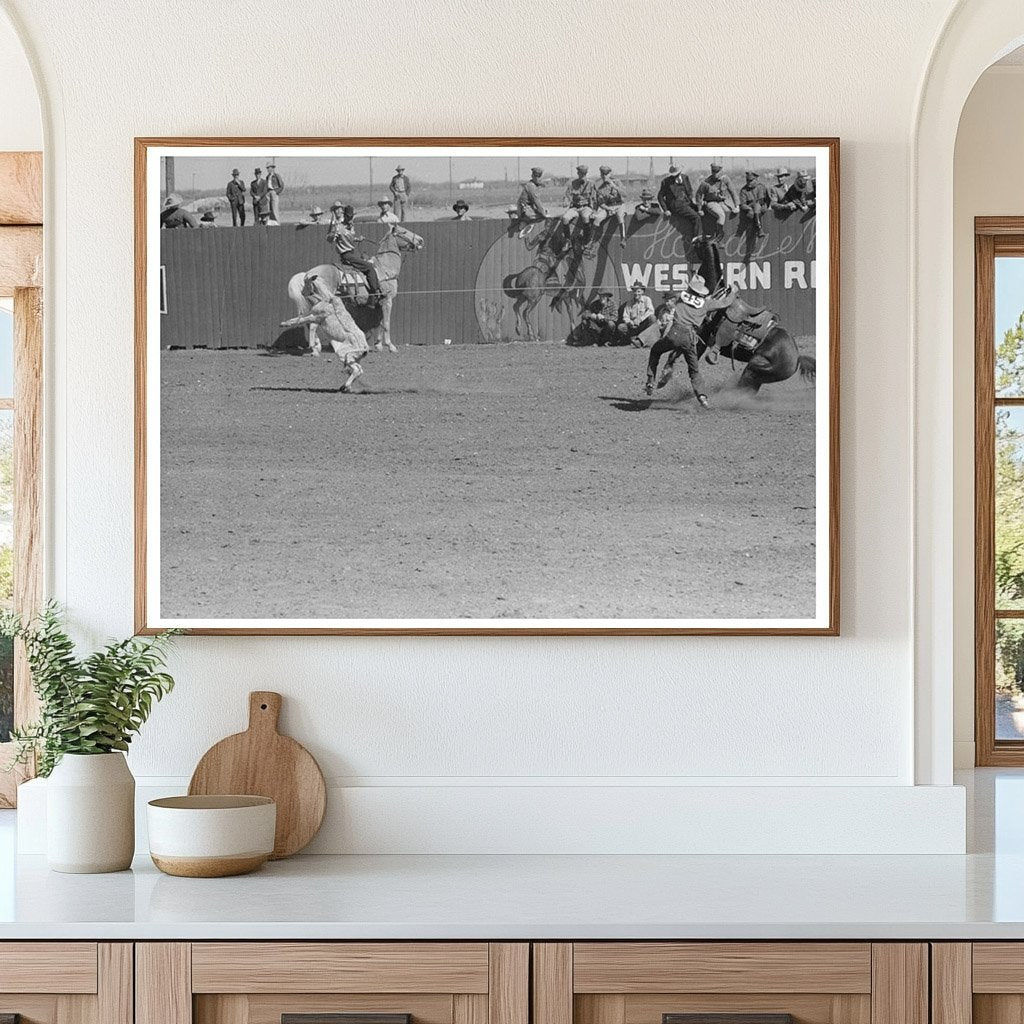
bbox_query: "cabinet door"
[137,943,528,1024]
[944,943,1024,1024]
[533,944,927,1024]
[0,943,131,1024]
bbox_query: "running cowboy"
[695,162,738,239]
[644,274,735,405]
[327,203,383,302]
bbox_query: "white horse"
[286,223,424,355]
[280,294,370,392]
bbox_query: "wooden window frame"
[0,151,43,806]
[975,217,1024,765]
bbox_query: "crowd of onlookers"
[160,160,816,235]
[513,162,816,246]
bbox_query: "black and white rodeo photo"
[135,139,839,635]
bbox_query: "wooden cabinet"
[532,944,928,1024]
[136,944,528,1024]
[0,943,131,1024]
[931,943,1024,1024]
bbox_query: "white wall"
[0,7,39,152]
[0,0,975,852]
[952,65,1024,767]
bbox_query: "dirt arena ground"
[159,343,817,622]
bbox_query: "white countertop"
[0,849,1022,940]
[0,769,1021,941]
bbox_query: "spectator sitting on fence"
[696,162,739,239]
[579,288,618,346]
[559,164,596,246]
[783,171,815,212]
[199,210,217,227]
[616,283,657,347]
[634,188,660,221]
[160,193,198,229]
[452,199,472,221]
[769,167,793,211]
[377,197,400,226]
[738,170,770,238]
[516,166,548,238]
[308,206,324,223]
[657,163,701,241]
[592,165,627,246]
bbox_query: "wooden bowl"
[147,795,276,877]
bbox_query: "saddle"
[722,296,777,351]
[332,264,378,306]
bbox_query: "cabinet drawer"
[139,943,529,1024]
[0,943,130,1024]
[572,944,872,994]
[533,944,925,1024]
[0,942,98,994]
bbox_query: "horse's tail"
[797,354,816,383]
[503,272,520,297]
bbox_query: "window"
[976,221,1024,764]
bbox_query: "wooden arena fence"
[158,209,819,349]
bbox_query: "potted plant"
[2,603,178,873]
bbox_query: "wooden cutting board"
[188,691,326,859]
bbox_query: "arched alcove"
[913,2,1024,785]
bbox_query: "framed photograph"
[135,137,839,635]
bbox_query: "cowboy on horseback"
[327,202,383,303]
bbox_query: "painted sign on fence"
[159,207,817,350]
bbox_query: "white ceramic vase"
[46,752,135,873]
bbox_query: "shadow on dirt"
[251,385,420,396]
[598,394,698,413]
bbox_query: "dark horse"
[659,237,816,394]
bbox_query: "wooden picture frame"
[135,137,839,636]
[975,217,1024,765]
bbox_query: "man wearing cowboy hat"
[308,206,324,223]
[657,163,700,240]
[633,187,660,222]
[377,196,399,226]
[265,162,284,224]
[646,274,736,403]
[769,167,793,211]
[389,165,412,222]
[784,170,815,212]
[452,199,472,221]
[592,164,627,245]
[559,164,595,245]
[516,166,548,238]
[226,168,247,226]
[616,282,657,348]
[327,204,383,302]
[738,169,770,238]
[580,287,618,347]
[250,167,269,225]
[696,162,738,239]
[160,193,198,229]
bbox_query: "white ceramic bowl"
[147,795,276,877]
